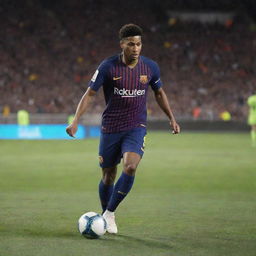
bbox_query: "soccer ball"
[78,212,107,239]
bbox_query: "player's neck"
[121,53,139,68]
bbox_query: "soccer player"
[247,94,256,147]
[66,24,180,234]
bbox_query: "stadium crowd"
[1,0,256,121]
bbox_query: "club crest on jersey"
[140,75,148,84]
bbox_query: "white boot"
[103,210,118,234]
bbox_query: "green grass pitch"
[0,132,255,256]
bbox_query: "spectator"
[0,0,255,122]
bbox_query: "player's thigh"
[99,132,123,168]
[121,127,147,175]
[121,127,147,158]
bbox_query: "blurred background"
[1,0,256,137]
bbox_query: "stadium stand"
[0,0,255,121]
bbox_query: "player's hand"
[170,121,180,134]
[66,122,78,138]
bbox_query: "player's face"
[120,36,142,61]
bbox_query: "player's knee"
[102,173,116,185]
[102,167,117,185]
[123,163,137,176]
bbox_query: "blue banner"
[0,124,87,140]
[87,126,101,137]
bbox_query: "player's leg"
[98,132,122,213]
[106,127,146,212]
[99,166,117,213]
[103,152,141,234]
[106,152,141,212]
[103,127,146,233]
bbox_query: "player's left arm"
[154,87,180,134]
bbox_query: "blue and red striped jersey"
[89,54,162,133]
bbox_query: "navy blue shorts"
[98,127,147,168]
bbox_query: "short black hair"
[119,24,143,40]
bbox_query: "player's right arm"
[66,59,109,137]
[66,88,96,137]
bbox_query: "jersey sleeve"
[149,61,163,91]
[88,61,109,91]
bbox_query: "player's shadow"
[20,229,78,239]
[19,228,174,250]
[105,233,173,250]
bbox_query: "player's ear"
[120,40,124,49]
